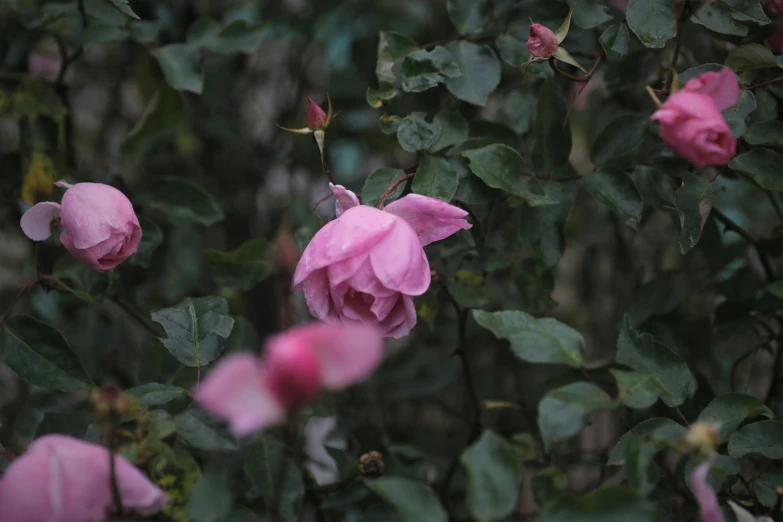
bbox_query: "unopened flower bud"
[91,387,130,422]
[307,100,328,131]
[682,422,720,455]
[274,231,300,274]
[358,451,384,478]
[527,24,558,59]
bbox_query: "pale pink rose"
[292,183,472,338]
[0,434,167,522]
[27,52,62,83]
[307,100,328,131]
[527,24,558,58]
[651,69,740,167]
[681,68,740,112]
[20,182,142,271]
[690,462,725,522]
[195,322,383,436]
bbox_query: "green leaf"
[376,31,419,86]
[83,24,128,45]
[362,168,407,206]
[367,87,399,109]
[225,507,263,522]
[744,120,783,148]
[626,271,688,326]
[532,77,571,174]
[616,315,691,407]
[582,169,643,230]
[245,437,305,522]
[447,0,492,36]
[397,112,441,152]
[723,90,756,137]
[768,281,783,298]
[725,44,778,83]
[684,454,738,493]
[448,270,492,309]
[401,47,461,93]
[460,431,523,522]
[591,114,648,165]
[626,0,677,48]
[611,369,660,409]
[463,144,558,206]
[129,20,162,43]
[175,409,238,451]
[428,109,468,152]
[632,166,676,210]
[107,0,140,19]
[152,44,204,94]
[496,34,529,68]
[148,444,201,522]
[519,180,579,269]
[692,3,750,36]
[727,420,783,459]
[0,316,94,392]
[364,477,447,522]
[473,309,585,368]
[122,86,184,163]
[553,48,585,73]
[675,172,723,254]
[729,148,783,191]
[141,176,225,226]
[379,114,402,135]
[444,42,501,106]
[599,24,631,61]
[128,216,163,268]
[569,0,614,29]
[198,20,266,54]
[532,467,569,507]
[753,469,783,507]
[187,464,233,522]
[608,418,686,465]
[412,156,458,202]
[151,296,235,367]
[127,383,188,408]
[697,393,774,441]
[624,435,660,496]
[538,382,616,451]
[204,239,273,291]
[540,487,659,522]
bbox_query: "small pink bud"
[307,100,328,131]
[264,338,323,409]
[527,24,558,59]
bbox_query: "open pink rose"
[0,434,167,522]
[20,182,142,272]
[651,69,739,167]
[527,24,558,58]
[292,184,472,338]
[195,322,383,436]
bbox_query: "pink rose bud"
[651,90,736,167]
[20,182,142,272]
[292,185,472,338]
[681,68,740,112]
[307,100,329,131]
[0,434,167,522]
[195,323,383,436]
[690,462,725,522]
[527,24,558,58]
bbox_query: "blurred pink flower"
[651,69,739,167]
[0,434,167,522]
[292,183,471,338]
[27,52,61,83]
[527,24,558,58]
[195,322,383,436]
[20,182,142,272]
[690,462,725,522]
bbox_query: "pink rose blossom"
[651,69,740,167]
[195,322,383,436]
[691,462,725,522]
[292,183,472,338]
[20,182,142,272]
[527,24,558,58]
[307,100,328,131]
[0,434,167,522]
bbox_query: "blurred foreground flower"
[691,461,773,522]
[195,322,383,436]
[0,434,167,522]
[292,183,471,338]
[20,181,142,272]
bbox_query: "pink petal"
[683,68,740,112]
[59,183,136,249]
[20,202,61,241]
[294,323,384,388]
[330,183,360,218]
[292,206,397,287]
[690,462,726,522]
[369,219,431,296]
[343,258,398,298]
[383,295,417,339]
[383,194,472,247]
[302,269,338,322]
[195,353,285,436]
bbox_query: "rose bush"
[1,0,783,521]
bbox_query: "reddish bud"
[274,232,300,274]
[307,100,329,131]
[527,24,558,58]
[264,339,323,410]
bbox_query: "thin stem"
[548,51,604,83]
[110,296,160,337]
[746,76,783,90]
[377,173,415,208]
[106,411,124,517]
[0,280,39,327]
[665,5,690,92]
[272,417,298,522]
[55,0,87,170]
[320,155,337,185]
[737,475,766,512]
[674,406,690,428]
